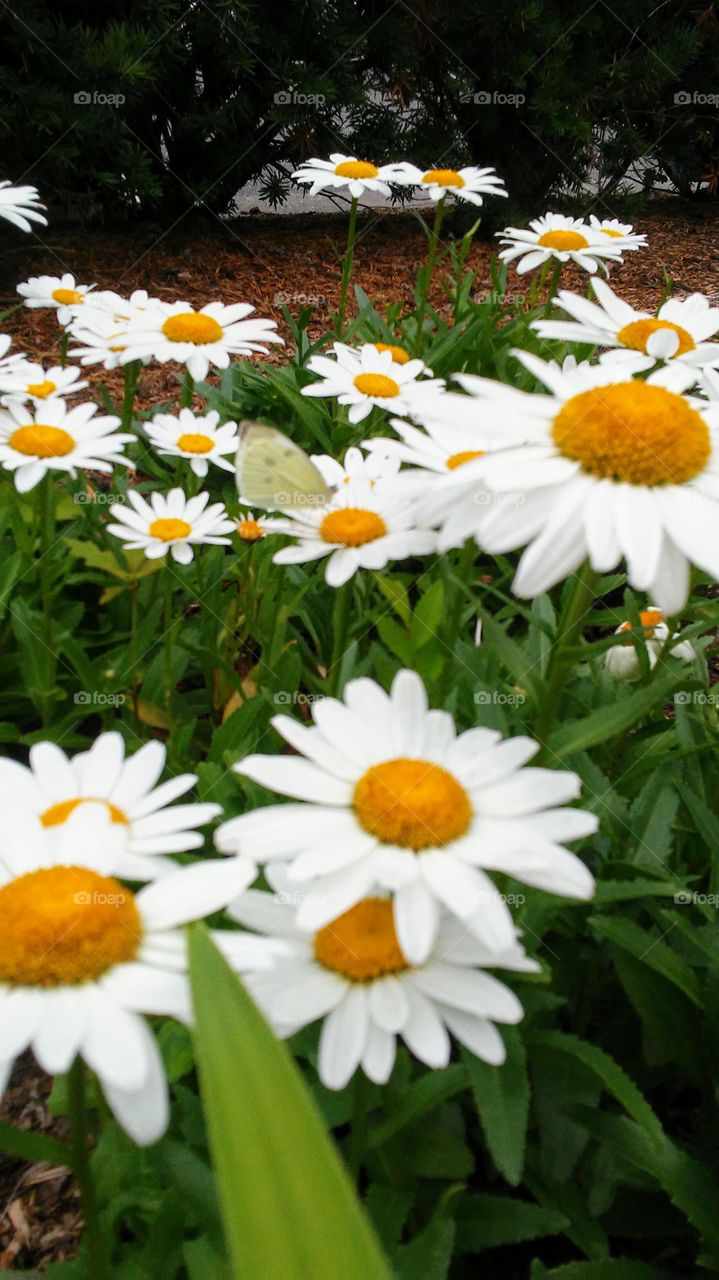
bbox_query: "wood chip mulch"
[0,197,717,1270]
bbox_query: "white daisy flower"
[0,803,261,1146]
[143,408,239,477]
[68,313,146,371]
[228,866,538,1089]
[291,154,399,199]
[67,288,154,327]
[588,215,646,251]
[0,400,132,493]
[115,301,283,381]
[262,468,436,587]
[603,607,696,682]
[497,213,624,275]
[388,162,507,207]
[533,279,719,372]
[107,487,235,564]
[0,182,47,233]
[302,343,445,424]
[0,362,87,407]
[0,731,222,875]
[215,669,597,964]
[448,351,719,613]
[334,339,433,376]
[17,274,94,323]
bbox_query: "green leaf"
[527,1031,663,1145]
[0,1118,72,1168]
[456,1194,568,1253]
[367,1063,467,1150]
[462,1028,529,1185]
[546,670,689,758]
[589,915,702,1006]
[413,580,445,649]
[188,925,390,1280]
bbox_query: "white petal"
[393,878,440,965]
[101,1020,169,1146]
[318,986,368,1089]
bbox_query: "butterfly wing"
[236,422,332,512]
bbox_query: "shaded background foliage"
[1,0,718,224]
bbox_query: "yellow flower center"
[423,169,465,188]
[0,866,141,987]
[149,517,192,542]
[52,288,83,306]
[41,797,128,828]
[314,898,407,981]
[615,317,695,357]
[176,432,214,454]
[9,425,75,458]
[354,372,400,398]
[353,757,472,851]
[161,312,223,345]
[619,608,664,637]
[538,229,589,251]
[552,382,711,486]
[374,342,411,365]
[27,380,57,399]
[334,160,378,179]
[237,518,264,542]
[320,507,387,546]
[602,228,624,238]
[446,449,485,470]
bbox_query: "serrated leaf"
[463,1028,529,1185]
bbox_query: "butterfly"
[235,421,334,513]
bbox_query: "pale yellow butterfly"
[235,421,333,513]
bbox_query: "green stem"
[130,579,140,731]
[440,540,476,700]
[347,1073,372,1182]
[180,370,195,409]
[121,360,142,432]
[328,580,352,696]
[541,259,563,317]
[68,1059,108,1279]
[414,196,447,356]
[38,478,57,724]
[163,565,176,737]
[336,197,359,336]
[59,330,69,369]
[534,563,598,747]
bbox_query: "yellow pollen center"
[615,317,695,357]
[9,425,75,458]
[423,169,465,188]
[320,507,387,546]
[353,757,472,851]
[149,517,192,542]
[161,312,223,345]
[334,160,378,179]
[446,449,485,470]
[538,229,589,251]
[354,372,400,398]
[551,382,711,486]
[52,288,83,306]
[619,608,664,637]
[602,228,624,238]
[373,343,411,365]
[27,380,57,399]
[176,432,214,454]
[0,866,141,987]
[237,518,264,541]
[41,797,128,828]
[314,898,407,981]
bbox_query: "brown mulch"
[0,197,717,1271]
[0,199,718,417]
